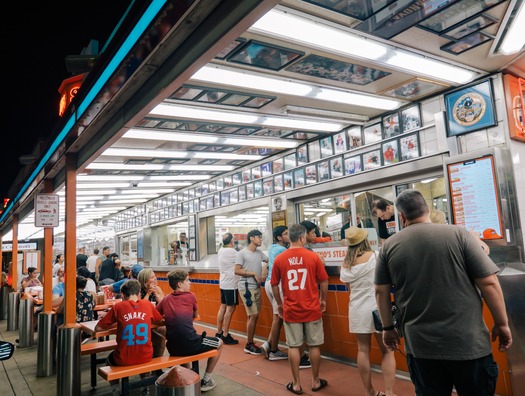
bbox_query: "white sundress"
[339,252,379,334]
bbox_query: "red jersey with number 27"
[97,299,163,365]
[271,247,328,323]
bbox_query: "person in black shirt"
[98,253,120,284]
[76,246,88,269]
[371,199,396,242]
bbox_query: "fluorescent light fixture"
[282,105,369,123]
[133,182,192,187]
[124,129,219,143]
[385,51,474,84]
[251,9,387,60]
[102,148,188,158]
[148,175,211,181]
[125,128,299,149]
[193,152,263,160]
[498,0,525,55]
[248,8,477,85]
[223,137,298,149]
[58,189,175,195]
[420,178,437,184]
[87,162,235,171]
[77,183,131,188]
[151,104,344,132]
[96,199,149,204]
[192,66,401,110]
[77,175,211,181]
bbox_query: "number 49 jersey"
[98,299,163,365]
[271,247,328,323]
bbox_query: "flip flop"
[375,392,386,396]
[312,378,328,392]
[286,382,303,395]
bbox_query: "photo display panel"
[447,154,503,240]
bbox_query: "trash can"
[0,285,11,320]
[7,291,20,331]
[156,366,201,396]
[18,296,35,347]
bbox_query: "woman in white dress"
[340,227,396,396]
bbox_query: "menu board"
[447,155,503,240]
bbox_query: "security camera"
[130,182,139,187]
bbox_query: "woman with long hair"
[340,227,396,396]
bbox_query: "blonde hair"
[137,268,155,290]
[342,238,372,269]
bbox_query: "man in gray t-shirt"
[234,229,268,355]
[375,189,512,395]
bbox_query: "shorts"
[284,319,324,348]
[172,333,221,356]
[105,350,154,366]
[220,289,239,306]
[407,353,498,396]
[264,281,283,315]
[239,287,261,316]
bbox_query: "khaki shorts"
[239,287,261,316]
[265,281,283,315]
[284,319,324,348]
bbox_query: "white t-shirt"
[218,247,239,290]
[86,255,98,272]
[84,278,97,293]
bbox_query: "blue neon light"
[1,0,167,224]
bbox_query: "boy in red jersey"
[271,223,329,395]
[96,279,163,396]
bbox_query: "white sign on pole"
[34,194,59,227]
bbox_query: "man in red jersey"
[96,279,163,396]
[271,223,329,395]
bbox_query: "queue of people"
[14,189,512,395]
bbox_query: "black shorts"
[407,353,498,395]
[174,333,221,356]
[220,289,238,306]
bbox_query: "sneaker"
[222,333,239,345]
[215,331,223,338]
[140,387,150,396]
[269,350,288,361]
[260,341,270,359]
[201,377,217,392]
[244,342,263,355]
[299,354,311,369]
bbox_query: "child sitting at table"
[156,269,223,392]
[95,279,163,396]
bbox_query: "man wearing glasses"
[234,229,269,355]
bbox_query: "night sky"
[0,0,130,202]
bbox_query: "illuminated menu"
[447,155,503,240]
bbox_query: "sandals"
[375,392,386,396]
[286,382,303,395]
[312,378,328,392]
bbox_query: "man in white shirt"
[86,248,101,283]
[216,233,240,345]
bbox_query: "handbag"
[372,302,402,336]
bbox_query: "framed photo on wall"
[401,105,421,132]
[308,140,321,161]
[319,136,334,158]
[242,169,251,183]
[444,78,497,136]
[382,113,401,138]
[441,32,492,55]
[363,149,382,171]
[344,155,362,175]
[347,126,363,149]
[284,171,293,190]
[305,164,317,184]
[274,174,284,192]
[363,123,382,144]
[399,133,420,160]
[263,178,274,195]
[261,162,272,177]
[441,14,498,41]
[330,156,343,178]
[294,168,305,187]
[284,153,297,170]
[297,145,308,165]
[333,131,347,153]
[272,158,283,173]
[246,183,254,199]
[251,165,262,179]
[238,185,246,201]
[382,140,400,165]
[318,161,330,181]
[254,179,263,197]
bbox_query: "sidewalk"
[0,320,416,395]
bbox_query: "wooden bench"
[98,349,219,395]
[81,339,117,389]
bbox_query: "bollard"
[6,292,20,331]
[37,311,56,377]
[1,286,11,320]
[156,366,201,396]
[56,324,81,396]
[18,297,35,347]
